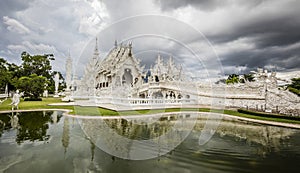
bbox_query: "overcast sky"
[0,0,299,77]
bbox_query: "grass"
[1,97,299,124]
[0,97,74,112]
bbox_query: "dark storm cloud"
[220,43,300,74]
[208,10,300,48]
[1,0,299,76]
[156,0,224,11]
[156,0,264,11]
[154,0,300,73]
[214,11,300,72]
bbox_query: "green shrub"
[24,97,42,101]
[237,109,300,121]
[288,87,300,96]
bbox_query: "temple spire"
[167,55,175,74]
[156,53,162,67]
[93,37,99,59]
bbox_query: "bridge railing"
[94,97,197,106]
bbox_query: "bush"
[288,87,300,96]
[237,109,300,120]
[24,97,42,101]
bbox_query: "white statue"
[54,73,60,97]
[11,90,22,110]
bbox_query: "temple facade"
[72,39,300,115]
[75,39,189,100]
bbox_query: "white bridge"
[73,96,199,111]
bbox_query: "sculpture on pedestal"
[54,73,60,97]
[62,52,74,102]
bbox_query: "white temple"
[72,39,300,115]
[75,39,188,100]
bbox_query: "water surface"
[0,111,300,173]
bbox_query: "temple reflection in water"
[79,113,296,158]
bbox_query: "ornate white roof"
[98,41,143,76]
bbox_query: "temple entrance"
[122,68,133,85]
[153,91,163,98]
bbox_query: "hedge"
[24,97,43,101]
[237,108,300,121]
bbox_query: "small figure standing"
[11,90,21,110]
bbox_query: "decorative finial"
[93,37,99,58]
[128,41,132,48]
[114,40,118,47]
[95,37,98,52]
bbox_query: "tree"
[240,74,255,83]
[20,51,55,78]
[226,73,255,84]
[288,78,300,96]
[19,51,60,94]
[0,57,26,94]
[0,58,10,93]
[226,74,239,84]
[16,74,47,99]
[1,52,60,97]
[7,62,22,93]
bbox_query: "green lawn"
[1,97,299,124]
[0,97,74,112]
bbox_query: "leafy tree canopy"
[226,73,255,84]
[0,57,11,92]
[226,74,239,84]
[16,74,47,99]
[1,52,65,97]
[21,51,55,78]
[288,78,300,96]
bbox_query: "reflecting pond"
[1,111,300,173]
